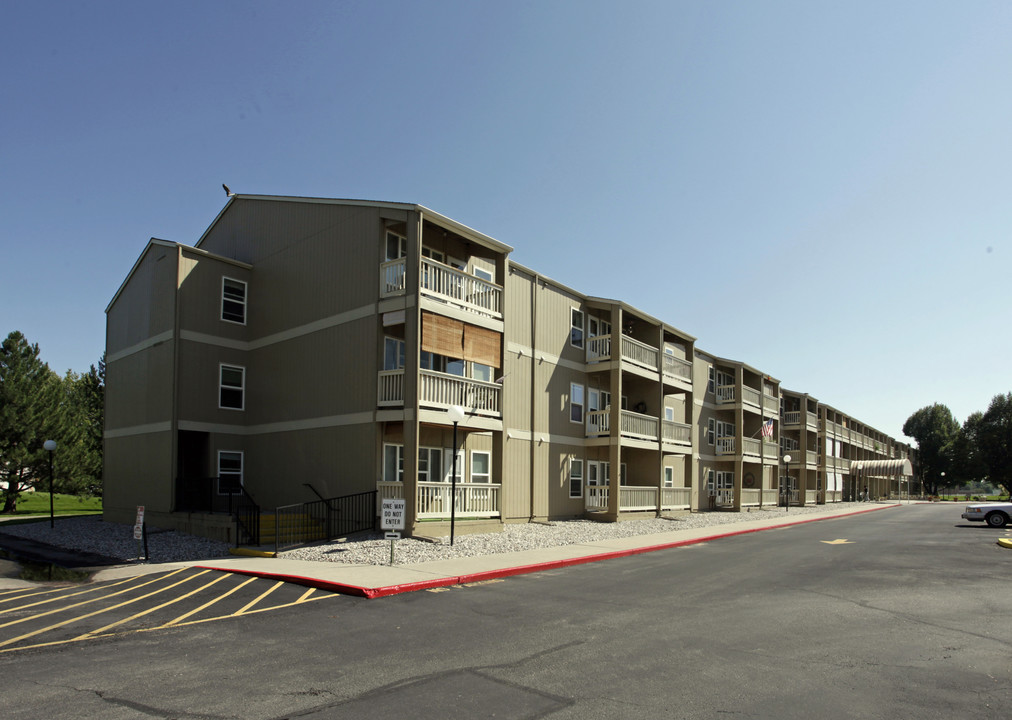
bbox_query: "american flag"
[761,419,774,438]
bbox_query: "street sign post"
[381,499,406,564]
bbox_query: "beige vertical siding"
[107,244,177,354]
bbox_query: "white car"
[961,502,1012,528]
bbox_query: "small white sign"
[384,531,401,540]
[133,524,143,540]
[381,498,406,530]
[135,505,145,525]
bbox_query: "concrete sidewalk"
[86,502,899,599]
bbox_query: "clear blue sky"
[2,1,1009,442]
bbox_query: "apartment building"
[104,195,914,541]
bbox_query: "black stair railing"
[274,490,377,554]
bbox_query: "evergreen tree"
[0,331,63,512]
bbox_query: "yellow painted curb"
[997,538,1012,549]
[230,547,277,558]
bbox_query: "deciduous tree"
[902,403,959,496]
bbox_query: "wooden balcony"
[378,369,501,417]
[584,485,692,513]
[585,409,691,447]
[379,257,503,319]
[377,480,500,519]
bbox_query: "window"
[418,447,443,483]
[717,370,734,387]
[383,444,404,483]
[471,362,493,383]
[707,418,715,446]
[664,467,674,488]
[705,468,715,494]
[221,278,246,324]
[664,406,675,422]
[384,337,405,370]
[421,246,445,263]
[570,383,585,423]
[569,458,583,498]
[473,266,494,282]
[385,231,406,261]
[470,451,490,483]
[218,451,243,494]
[219,364,245,410]
[570,308,584,348]
[443,448,464,482]
[707,365,715,394]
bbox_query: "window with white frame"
[569,458,583,498]
[219,364,245,410]
[418,447,443,483]
[472,266,493,282]
[570,383,585,423]
[716,370,734,387]
[384,337,405,370]
[705,468,715,494]
[221,278,247,324]
[471,362,493,383]
[570,308,584,348]
[383,444,404,483]
[707,418,716,446]
[421,246,444,263]
[664,467,674,488]
[470,451,491,483]
[664,406,675,422]
[385,231,406,261]
[587,316,611,338]
[218,451,243,495]
[707,365,715,394]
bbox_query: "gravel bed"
[283,504,835,566]
[0,515,231,564]
[0,504,841,567]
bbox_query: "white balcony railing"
[621,410,658,441]
[621,335,659,372]
[782,410,801,426]
[662,421,691,447]
[806,450,818,466]
[377,480,501,519]
[743,386,761,410]
[763,441,779,459]
[661,487,691,509]
[716,384,735,404]
[716,437,736,455]
[586,335,611,363]
[741,488,761,506]
[762,489,778,505]
[620,485,657,511]
[806,490,819,504]
[377,369,501,417]
[416,481,500,518]
[586,409,610,437]
[379,257,503,318]
[743,438,761,457]
[662,354,692,385]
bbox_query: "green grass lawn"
[4,492,102,516]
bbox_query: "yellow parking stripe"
[296,587,316,603]
[0,569,209,648]
[0,577,136,613]
[0,568,190,630]
[163,575,259,627]
[232,580,284,615]
[74,572,231,639]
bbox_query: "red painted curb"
[197,504,899,599]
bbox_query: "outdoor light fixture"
[782,454,792,513]
[43,439,57,528]
[447,405,466,546]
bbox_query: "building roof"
[196,194,514,255]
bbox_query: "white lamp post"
[782,454,792,513]
[447,405,466,546]
[43,439,57,528]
